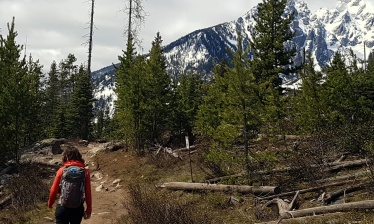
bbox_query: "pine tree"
[23,55,44,144]
[249,0,298,136]
[323,52,356,125]
[196,34,260,176]
[175,72,204,138]
[52,54,79,138]
[223,33,260,177]
[195,59,229,139]
[250,0,297,89]
[114,36,137,146]
[294,54,326,134]
[0,18,42,164]
[145,32,172,142]
[43,61,60,137]
[114,36,149,152]
[70,65,94,140]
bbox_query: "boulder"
[79,140,89,146]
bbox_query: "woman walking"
[48,145,92,224]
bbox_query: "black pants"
[55,204,84,224]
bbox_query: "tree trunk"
[324,183,367,204]
[316,171,368,184]
[257,180,355,201]
[0,195,11,208]
[280,200,374,219]
[160,182,280,195]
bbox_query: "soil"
[45,142,132,224]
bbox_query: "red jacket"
[48,160,92,215]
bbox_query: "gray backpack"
[59,166,86,208]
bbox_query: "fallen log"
[0,195,11,208]
[258,159,369,175]
[323,159,368,172]
[324,183,367,205]
[159,182,280,195]
[172,145,196,152]
[257,180,355,201]
[316,171,368,184]
[205,159,369,184]
[280,200,374,219]
[255,212,346,224]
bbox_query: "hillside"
[2,137,374,223]
[92,0,374,115]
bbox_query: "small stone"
[112,179,121,185]
[95,184,104,192]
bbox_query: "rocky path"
[41,142,129,224]
[78,143,129,224]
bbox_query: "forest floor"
[79,143,130,224]
[37,142,135,224]
[3,137,374,224]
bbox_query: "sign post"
[185,136,194,182]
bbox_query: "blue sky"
[0,0,338,72]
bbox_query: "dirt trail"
[79,144,129,224]
[46,143,129,224]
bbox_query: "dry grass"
[0,162,53,223]
[4,138,374,224]
[123,182,212,224]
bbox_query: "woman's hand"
[84,211,91,220]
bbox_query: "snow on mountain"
[92,0,374,116]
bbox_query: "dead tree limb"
[280,200,374,219]
[324,183,367,205]
[0,195,11,208]
[323,159,368,172]
[255,212,346,224]
[257,180,355,201]
[316,171,368,184]
[258,159,368,175]
[159,182,280,195]
[172,145,196,152]
[209,159,369,182]
[263,191,300,215]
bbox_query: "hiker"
[48,145,92,224]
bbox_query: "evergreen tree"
[322,52,356,125]
[114,36,137,146]
[94,106,111,139]
[114,36,149,152]
[249,0,297,89]
[145,32,172,142]
[70,65,94,140]
[367,51,374,74]
[196,34,260,176]
[43,61,60,137]
[249,0,298,136]
[23,55,44,144]
[195,60,229,139]
[0,18,42,164]
[223,34,260,177]
[175,72,204,138]
[52,54,79,138]
[294,54,326,134]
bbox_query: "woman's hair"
[62,145,85,163]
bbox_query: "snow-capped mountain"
[92,0,374,115]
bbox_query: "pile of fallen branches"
[159,151,374,223]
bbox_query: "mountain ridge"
[92,0,374,115]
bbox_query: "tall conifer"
[146,32,171,141]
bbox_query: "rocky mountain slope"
[92,0,374,115]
